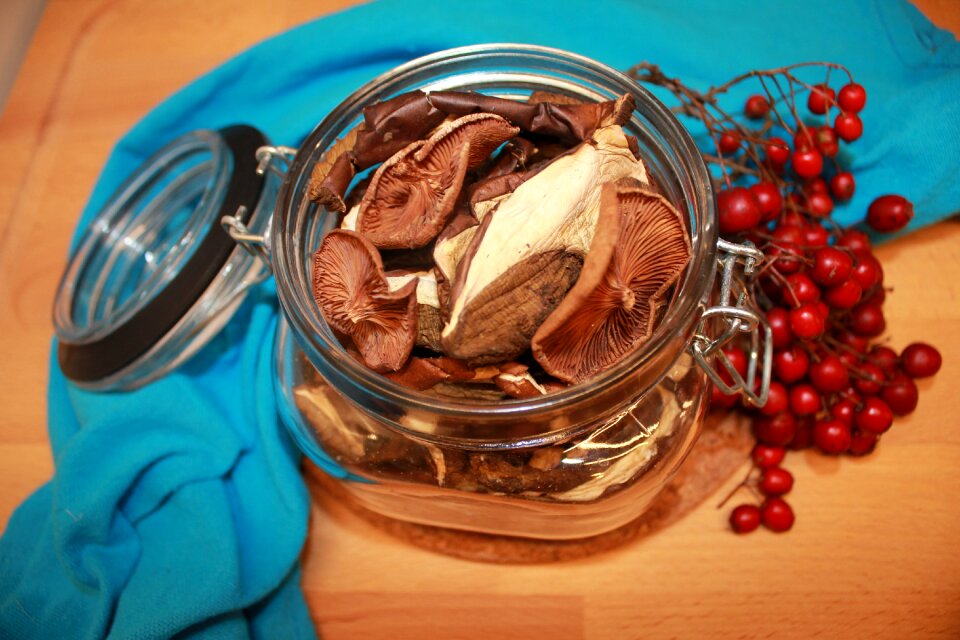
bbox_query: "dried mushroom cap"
[357,113,519,249]
[312,229,418,372]
[441,124,648,362]
[532,185,691,384]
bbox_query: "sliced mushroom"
[357,113,519,249]
[441,124,648,362]
[312,229,418,372]
[531,184,691,384]
[493,362,549,399]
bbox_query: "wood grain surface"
[1,2,958,639]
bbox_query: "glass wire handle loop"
[255,145,297,178]
[690,238,772,407]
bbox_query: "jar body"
[278,322,708,539]
[271,45,717,540]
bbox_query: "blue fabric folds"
[1,1,958,638]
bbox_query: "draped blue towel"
[1,1,957,638]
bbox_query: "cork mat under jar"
[304,412,752,563]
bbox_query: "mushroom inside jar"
[308,89,692,402]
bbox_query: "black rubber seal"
[58,125,268,383]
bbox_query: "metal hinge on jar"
[690,239,772,407]
[219,145,297,276]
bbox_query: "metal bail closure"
[53,125,274,391]
[690,239,773,407]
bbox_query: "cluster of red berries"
[708,82,941,533]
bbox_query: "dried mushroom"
[312,229,418,372]
[308,127,359,213]
[357,113,519,249]
[441,124,648,363]
[385,269,443,351]
[532,185,691,383]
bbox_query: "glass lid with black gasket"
[53,125,280,390]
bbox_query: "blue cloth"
[1,1,957,638]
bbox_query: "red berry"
[759,381,789,416]
[837,83,867,113]
[789,416,815,450]
[783,272,821,308]
[745,94,771,119]
[717,187,762,234]
[789,384,821,416]
[823,278,863,310]
[848,429,878,456]
[866,195,914,233]
[830,398,857,425]
[814,125,840,158]
[809,355,850,393]
[837,229,872,253]
[721,346,749,379]
[789,303,825,340]
[900,342,942,378]
[834,112,863,142]
[852,254,883,291]
[811,247,854,286]
[754,412,797,447]
[803,177,829,195]
[836,329,870,353]
[761,497,795,532]
[830,172,856,201]
[718,130,742,155]
[882,373,919,416]
[730,504,762,533]
[850,303,886,337]
[854,362,886,396]
[765,137,791,165]
[806,192,834,217]
[803,223,829,247]
[793,128,817,152]
[752,444,786,468]
[760,466,794,496]
[807,84,835,115]
[869,345,900,378]
[854,397,894,434]
[768,307,794,350]
[750,182,782,222]
[773,347,810,384]
[813,418,852,454]
[792,148,824,179]
[861,285,886,307]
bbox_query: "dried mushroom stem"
[532,184,691,383]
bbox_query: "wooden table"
[2,1,959,638]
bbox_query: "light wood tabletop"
[1,1,959,638]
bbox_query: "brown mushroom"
[312,229,418,372]
[308,127,359,213]
[356,113,519,250]
[426,91,635,143]
[531,184,691,384]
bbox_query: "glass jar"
[55,44,767,542]
[270,45,719,540]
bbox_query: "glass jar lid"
[53,125,271,390]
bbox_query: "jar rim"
[272,43,716,423]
